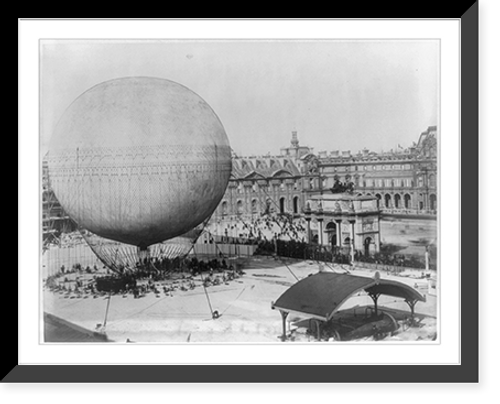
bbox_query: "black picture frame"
[11,10,478,383]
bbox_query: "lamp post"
[303,202,312,244]
[317,203,324,247]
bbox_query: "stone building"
[212,154,305,221]
[42,127,438,246]
[302,126,438,215]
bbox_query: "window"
[279,197,286,214]
[384,179,392,187]
[394,194,401,208]
[236,200,244,215]
[404,194,411,209]
[430,194,437,210]
[251,199,258,214]
[384,194,391,208]
[293,196,299,214]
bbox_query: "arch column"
[317,217,324,246]
[335,219,342,249]
[349,219,356,264]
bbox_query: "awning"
[272,272,425,321]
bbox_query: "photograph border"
[10,10,478,383]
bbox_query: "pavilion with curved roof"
[271,271,425,341]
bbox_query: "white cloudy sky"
[40,39,439,157]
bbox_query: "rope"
[184,213,221,320]
[199,270,215,318]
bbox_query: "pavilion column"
[279,310,289,342]
[315,319,321,341]
[368,292,381,316]
[405,299,417,320]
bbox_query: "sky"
[40,39,439,157]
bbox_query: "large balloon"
[47,77,232,248]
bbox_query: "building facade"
[212,154,306,221]
[302,126,438,215]
[305,194,381,257]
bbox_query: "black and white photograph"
[40,38,440,344]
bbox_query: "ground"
[43,256,437,343]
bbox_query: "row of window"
[362,178,414,188]
[235,182,299,193]
[231,174,436,193]
[220,196,301,215]
[330,164,413,172]
[370,193,438,210]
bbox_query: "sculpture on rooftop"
[330,179,355,194]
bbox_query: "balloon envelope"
[47,77,232,247]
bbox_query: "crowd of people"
[354,251,429,269]
[255,237,430,269]
[208,213,308,246]
[44,256,245,301]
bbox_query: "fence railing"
[192,243,257,257]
